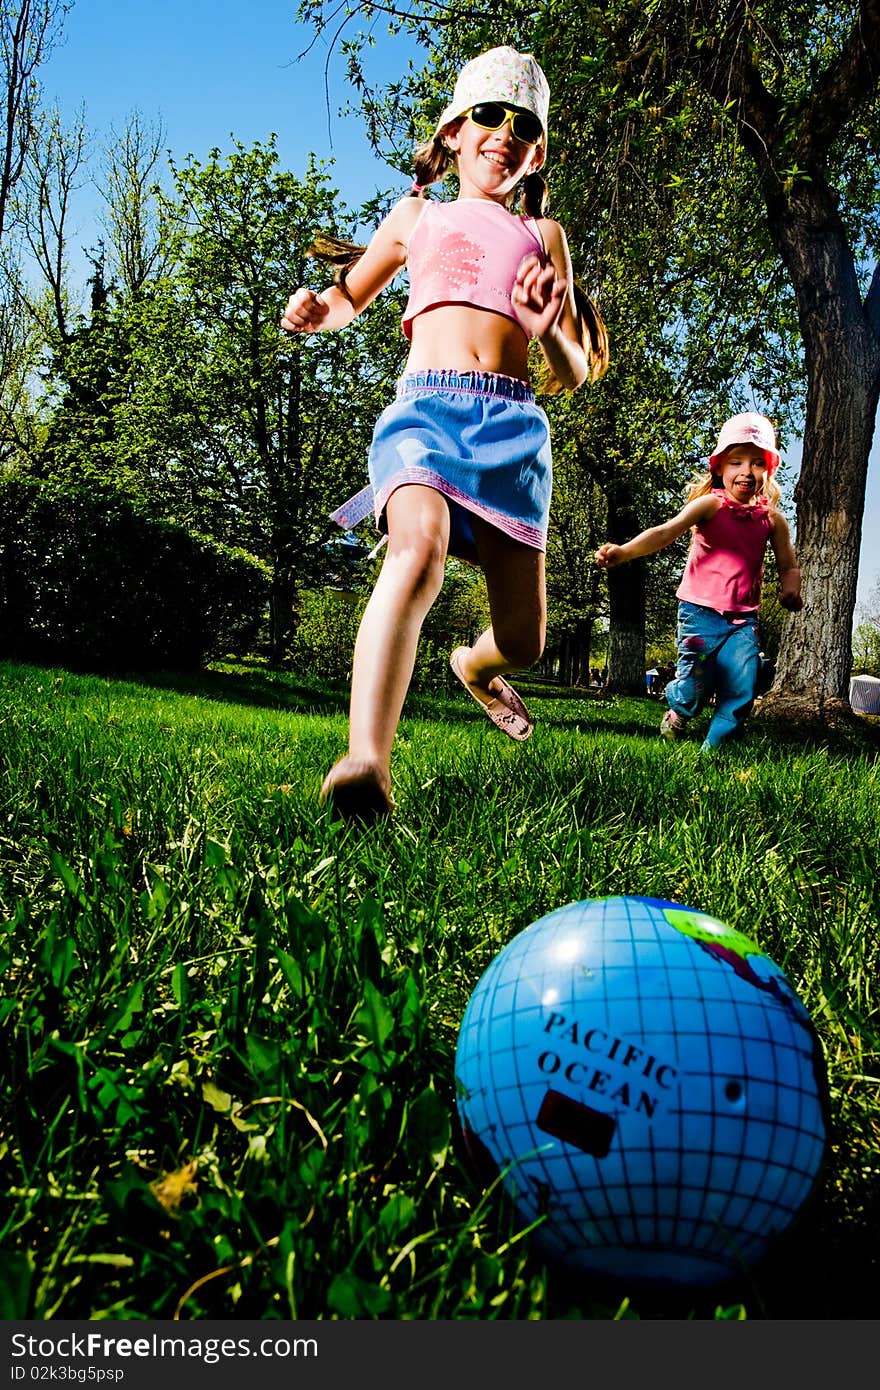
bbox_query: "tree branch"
[794,0,880,164]
[680,6,784,174]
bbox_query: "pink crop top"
[676,494,772,614]
[401,198,545,340]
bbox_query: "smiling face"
[443,110,545,200]
[716,444,769,504]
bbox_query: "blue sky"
[39,1,879,613]
[41,0,418,212]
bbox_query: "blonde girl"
[595,412,802,753]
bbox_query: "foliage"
[298,1,807,689]
[290,553,491,690]
[0,477,269,671]
[148,138,406,659]
[297,0,880,711]
[289,587,363,682]
[5,3,877,703]
[852,620,880,677]
[11,133,408,664]
[0,659,877,1319]
[852,575,880,676]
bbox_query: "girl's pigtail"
[535,282,611,394]
[307,233,366,304]
[522,171,548,218]
[763,474,781,507]
[411,136,455,194]
[575,284,611,384]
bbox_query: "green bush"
[290,560,488,693]
[852,619,880,677]
[290,587,363,682]
[0,477,269,672]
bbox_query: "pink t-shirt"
[401,199,545,340]
[676,494,772,614]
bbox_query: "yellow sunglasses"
[466,102,544,146]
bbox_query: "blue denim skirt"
[367,369,552,562]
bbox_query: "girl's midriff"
[405,303,532,379]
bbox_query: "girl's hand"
[511,254,567,341]
[280,287,330,334]
[595,543,625,569]
[780,591,803,612]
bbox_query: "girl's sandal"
[449,647,534,742]
[320,758,394,823]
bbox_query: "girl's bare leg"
[452,518,546,698]
[321,485,450,817]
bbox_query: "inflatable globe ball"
[454,895,828,1289]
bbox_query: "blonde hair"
[537,283,610,392]
[307,129,611,391]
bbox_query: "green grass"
[1,657,878,1320]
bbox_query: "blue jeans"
[664,602,760,750]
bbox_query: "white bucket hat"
[709,412,780,473]
[433,46,550,141]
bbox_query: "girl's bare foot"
[319,758,393,823]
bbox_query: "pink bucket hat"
[433,46,550,141]
[709,412,780,473]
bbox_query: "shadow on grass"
[750,704,880,757]
[133,659,352,717]
[539,687,880,757]
[50,656,880,759]
[135,661,486,730]
[452,1109,873,1320]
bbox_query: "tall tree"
[0,2,70,464]
[0,103,88,472]
[99,110,169,296]
[294,2,804,695]
[0,265,40,461]
[571,0,880,719]
[148,140,406,661]
[0,0,68,244]
[297,1,880,717]
[18,103,88,346]
[676,0,880,722]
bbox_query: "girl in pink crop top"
[280,45,609,821]
[595,413,802,752]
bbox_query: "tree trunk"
[758,184,880,724]
[603,486,648,693]
[269,560,298,666]
[555,632,575,687]
[558,616,594,687]
[605,561,648,694]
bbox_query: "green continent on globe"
[662,907,764,963]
